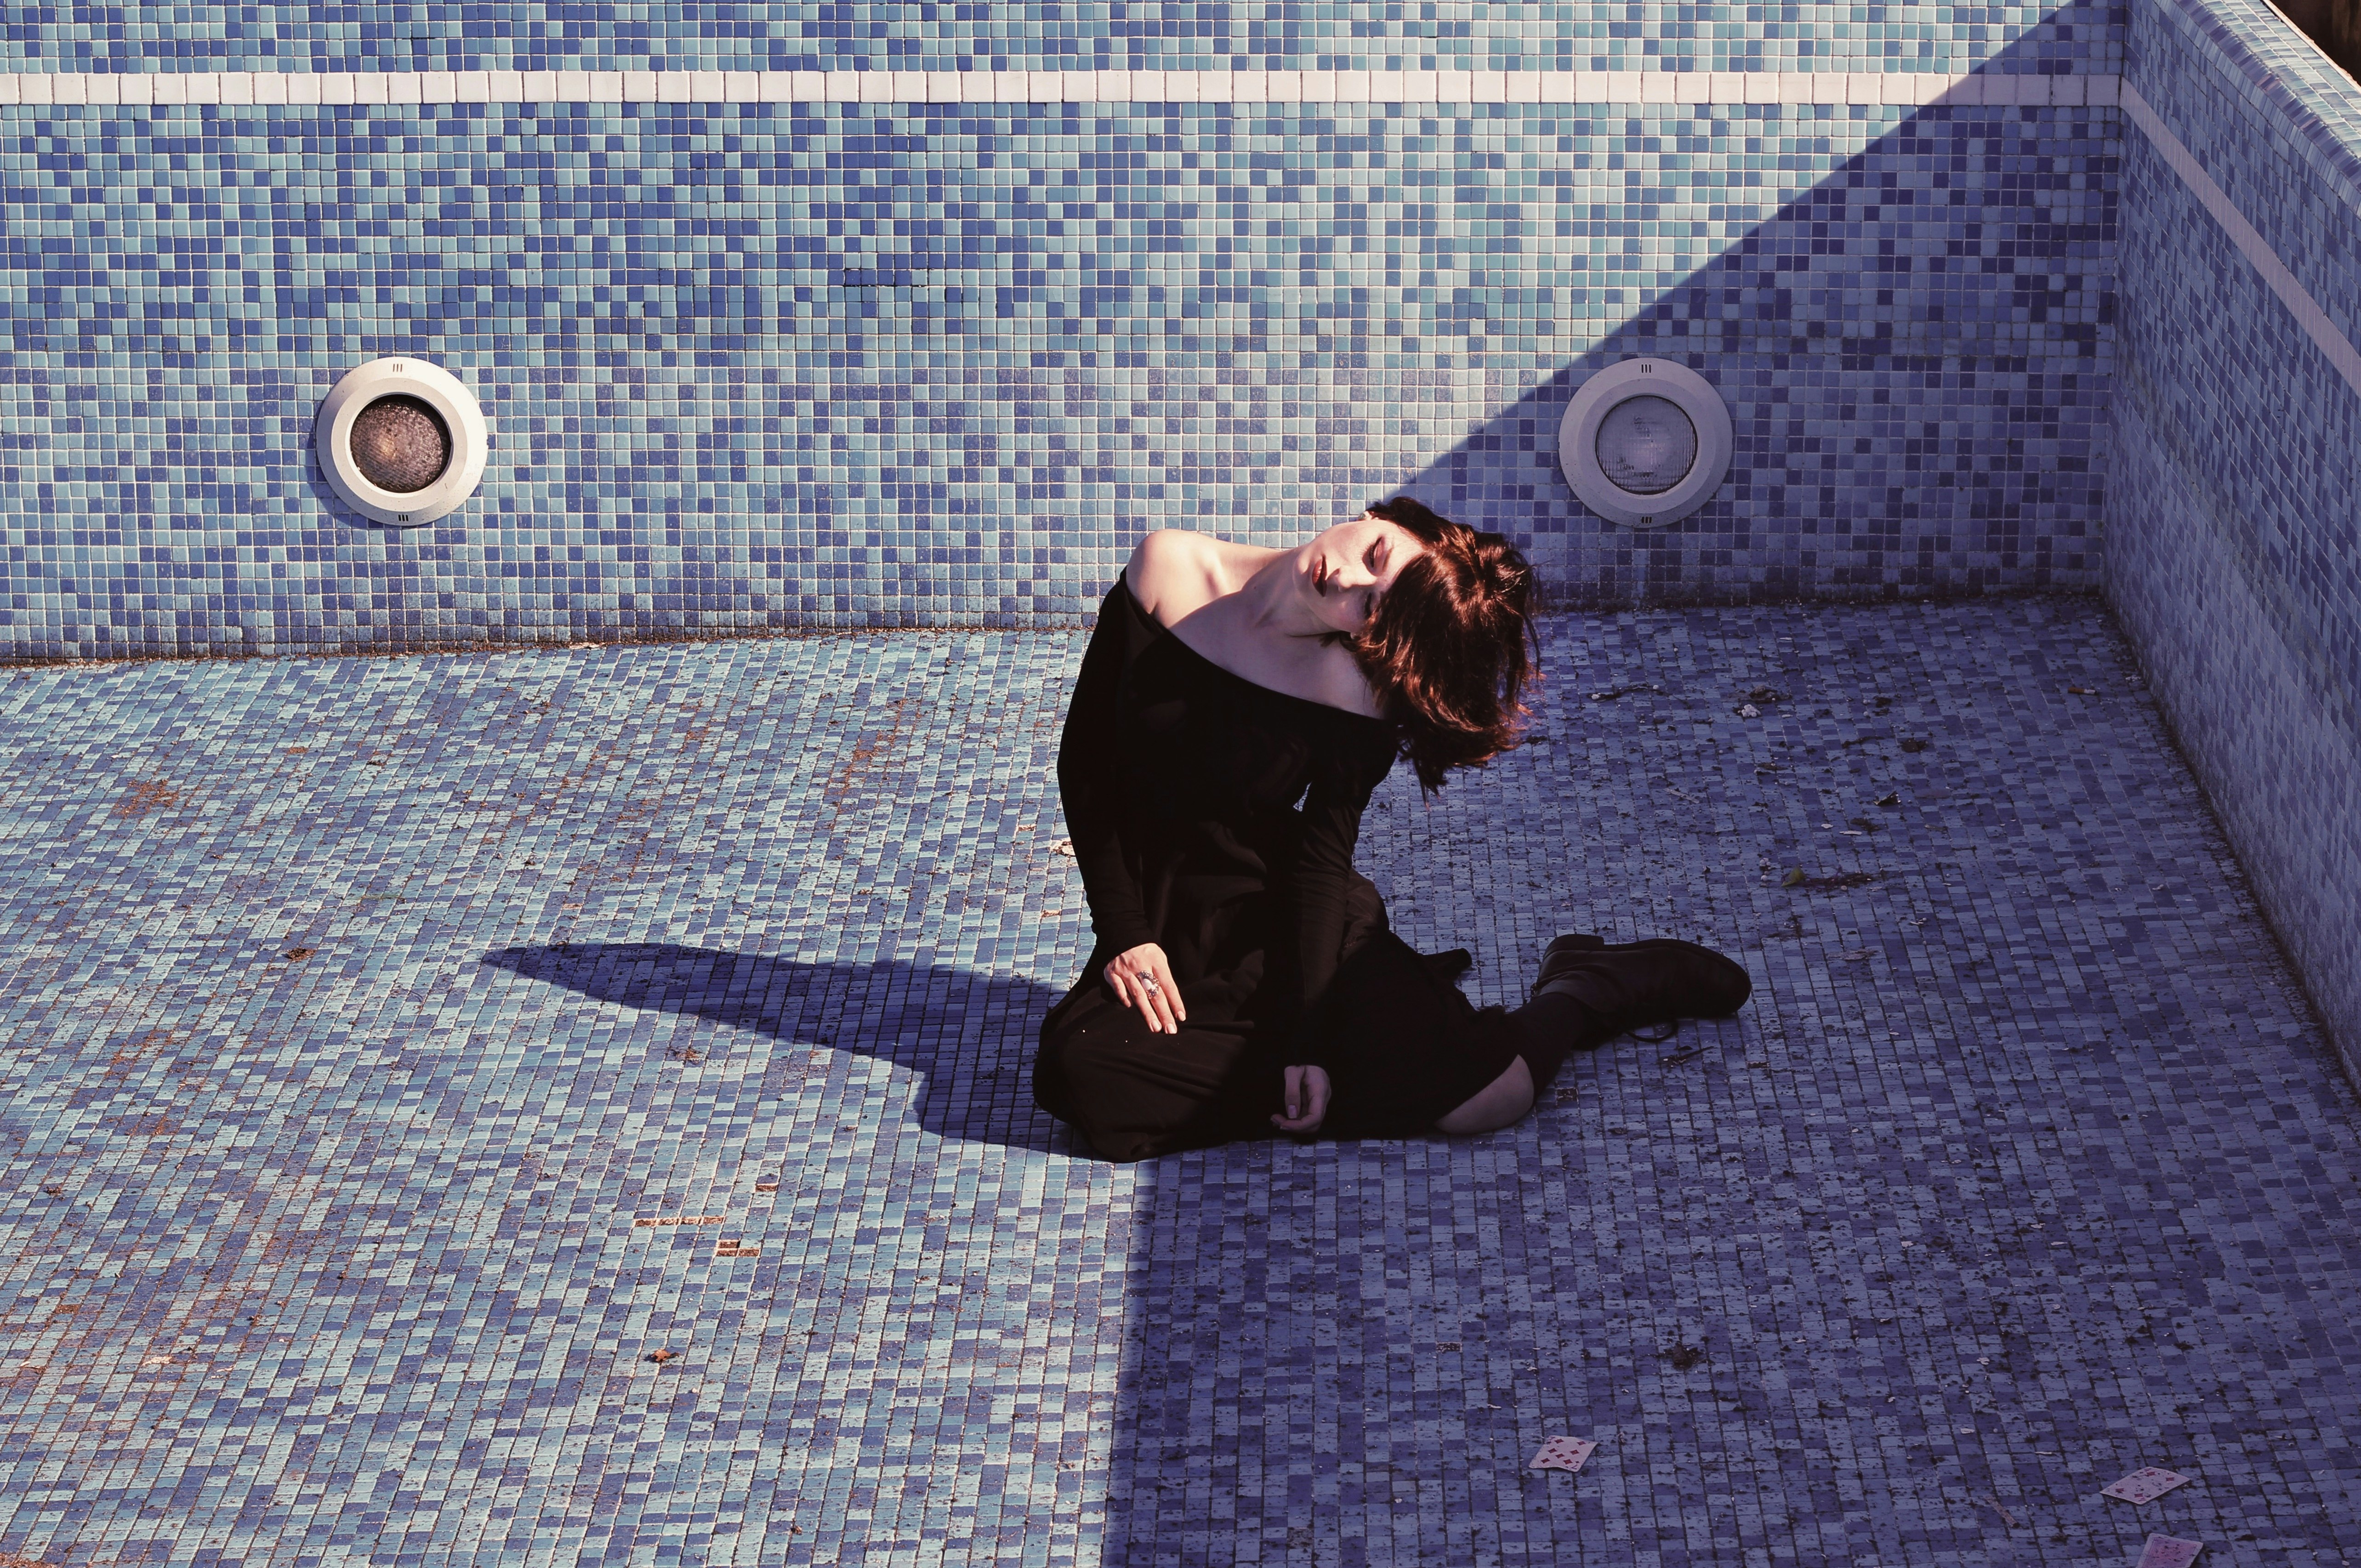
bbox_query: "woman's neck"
[1229,541,1324,640]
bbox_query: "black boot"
[1530,932,1752,1040]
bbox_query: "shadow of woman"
[482,941,1079,1156]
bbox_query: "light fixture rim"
[1558,357,1734,529]
[315,357,489,527]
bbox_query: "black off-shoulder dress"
[1033,576,1525,1161]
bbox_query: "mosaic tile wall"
[1,1,2116,77]
[0,77,2119,654]
[2109,0,2361,1082]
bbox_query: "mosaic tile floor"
[0,597,2354,1568]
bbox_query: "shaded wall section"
[1396,81,2115,607]
[2109,0,2361,1082]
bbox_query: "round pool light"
[349,395,452,494]
[1557,358,1732,528]
[1595,394,1698,495]
[315,357,487,527]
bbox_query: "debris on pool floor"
[0,599,2353,1565]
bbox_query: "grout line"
[2121,79,2361,398]
[0,66,2120,109]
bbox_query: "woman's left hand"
[1270,1064,1331,1134]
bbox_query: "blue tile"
[0,0,2354,1560]
[0,601,2353,1563]
[0,84,2113,656]
[0,2,2117,76]
[2110,0,2361,1088]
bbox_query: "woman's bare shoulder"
[1126,529,1232,624]
[1131,530,1385,718]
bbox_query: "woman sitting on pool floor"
[1031,497,1753,1162]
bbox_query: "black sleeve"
[1056,580,1158,958]
[1280,725,1397,1019]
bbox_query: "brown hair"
[1347,496,1538,791]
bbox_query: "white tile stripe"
[0,67,2120,108]
[2120,80,2361,397]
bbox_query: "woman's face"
[1299,512,1426,636]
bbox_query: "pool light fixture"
[1557,358,1734,529]
[315,357,488,527]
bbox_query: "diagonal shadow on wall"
[1363,53,2111,610]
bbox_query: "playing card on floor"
[1530,1437,1598,1474]
[2135,1534,2204,1567]
[2102,1467,2193,1505]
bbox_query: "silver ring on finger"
[1137,973,1161,995]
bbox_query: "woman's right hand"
[1105,943,1186,1035]
[1271,1064,1331,1135]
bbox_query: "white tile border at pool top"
[2120,80,2361,398]
[0,66,2120,109]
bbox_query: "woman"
[1033,497,1751,1162]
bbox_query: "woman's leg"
[1434,1055,1533,1134]
[1509,933,1753,1091]
[1439,933,1755,1131]
[1507,989,1614,1092]
[1431,982,1611,1134]
[1035,993,1275,1161]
